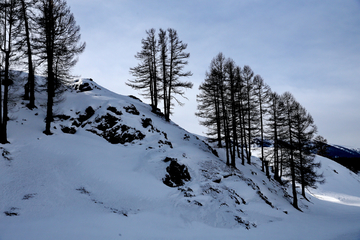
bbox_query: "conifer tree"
[281,91,299,209]
[265,91,284,180]
[234,65,247,165]
[196,53,231,164]
[242,65,257,164]
[127,28,159,112]
[292,101,323,199]
[0,0,22,143]
[224,57,238,168]
[253,75,271,171]
[158,28,168,115]
[128,28,192,120]
[196,68,222,147]
[165,28,193,121]
[33,0,85,135]
[17,0,36,109]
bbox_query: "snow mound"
[1,75,360,240]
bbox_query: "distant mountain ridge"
[327,144,360,158]
[318,143,360,174]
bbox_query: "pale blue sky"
[67,0,360,147]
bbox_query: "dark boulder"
[163,158,191,187]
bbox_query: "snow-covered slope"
[1,77,360,240]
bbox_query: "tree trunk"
[288,117,298,209]
[259,97,265,172]
[44,1,54,135]
[0,51,10,144]
[21,0,36,109]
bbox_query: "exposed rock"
[4,207,19,217]
[94,113,119,131]
[101,125,145,144]
[163,158,191,187]
[158,140,173,148]
[141,118,153,129]
[78,106,95,123]
[128,95,142,102]
[54,114,71,121]
[123,104,139,115]
[72,79,100,92]
[61,126,77,134]
[107,106,122,116]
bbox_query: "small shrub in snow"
[183,134,190,141]
[22,193,37,200]
[76,187,90,195]
[1,148,12,161]
[4,207,19,217]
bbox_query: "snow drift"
[1,77,360,240]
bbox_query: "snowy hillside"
[1,77,360,240]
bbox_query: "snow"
[1,77,360,240]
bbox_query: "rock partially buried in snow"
[72,78,100,92]
[163,158,191,187]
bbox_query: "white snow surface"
[1,77,360,240]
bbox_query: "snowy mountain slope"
[1,77,360,240]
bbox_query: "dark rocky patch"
[179,187,195,197]
[203,186,221,194]
[54,114,71,121]
[78,106,95,123]
[77,188,129,217]
[234,216,256,229]
[76,187,90,195]
[73,79,100,92]
[158,140,173,148]
[4,207,19,216]
[107,106,122,116]
[95,113,119,131]
[22,193,37,200]
[101,126,145,144]
[78,82,92,91]
[87,112,146,145]
[90,124,145,145]
[128,95,142,102]
[183,134,190,141]
[123,104,139,115]
[163,158,191,187]
[257,190,274,208]
[202,140,219,157]
[152,107,164,117]
[213,178,221,183]
[1,147,12,161]
[72,119,81,127]
[163,157,175,163]
[141,118,153,129]
[193,200,203,206]
[61,126,77,134]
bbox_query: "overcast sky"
[66,0,360,148]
